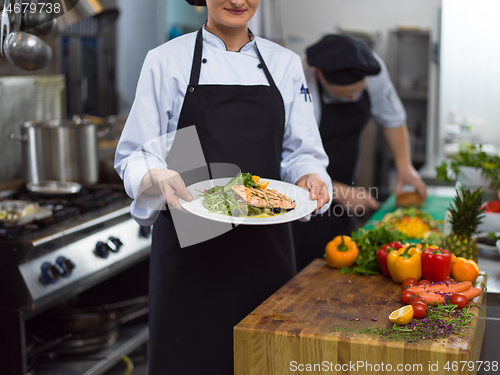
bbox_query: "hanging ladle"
[2,0,52,70]
[23,0,56,35]
[0,1,10,56]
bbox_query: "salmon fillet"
[231,185,296,210]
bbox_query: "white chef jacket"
[115,28,332,226]
[302,53,406,129]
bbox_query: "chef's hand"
[395,165,427,200]
[332,181,379,214]
[295,173,330,212]
[142,169,193,211]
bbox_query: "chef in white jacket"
[292,34,427,272]
[114,1,332,373]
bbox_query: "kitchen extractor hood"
[58,0,118,34]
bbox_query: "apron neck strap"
[189,28,205,87]
[189,27,277,88]
[254,42,277,88]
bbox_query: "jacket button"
[202,58,207,63]
[189,87,195,92]
[258,63,262,68]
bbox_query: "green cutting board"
[363,195,455,230]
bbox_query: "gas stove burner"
[0,184,130,240]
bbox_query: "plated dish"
[179,175,317,225]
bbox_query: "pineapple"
[441,186,485,262]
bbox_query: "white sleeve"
[114,50,172,226]
[280,54,333,215]
[366,54,406,128]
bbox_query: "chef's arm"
[331,180,379,211]
[382,125,427,199]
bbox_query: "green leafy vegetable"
[436,144,500,190]
[342,227,408,276]
[486,231,498,241]
[199,173,263,216]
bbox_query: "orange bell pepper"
[252,175,269,189]
[325,235,359,269]
[451,257,479,282]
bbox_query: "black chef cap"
[306,34,381,85]
[186,0,207,6]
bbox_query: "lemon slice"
[389,305,414,325]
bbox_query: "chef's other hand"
[395,165,427,201]
[332,181,379,214]
[142,169,193,211]
[295,173,330,212]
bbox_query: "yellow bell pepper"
[387,246,422,283]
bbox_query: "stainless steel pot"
[10,115,110,185]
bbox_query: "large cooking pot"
[11,115,110,185]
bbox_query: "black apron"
[149,29,295,375]
[292,84,371,272]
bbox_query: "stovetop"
[0,184,130,242]
[0,184,152,313]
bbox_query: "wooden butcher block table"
[234,259,487,375]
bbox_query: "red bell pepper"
[421,247,452,282]
[376,241,404,278]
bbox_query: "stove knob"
[107,236,123,253]
[55,256,75,277]
[41,262,63,284]
[95,241,111,258]
[139,225,151,238]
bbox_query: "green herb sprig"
[357,304,477,343]
[340,227,408,276]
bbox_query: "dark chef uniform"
[292,34,406,272]
[149,28,295,375]
[114,23,331,374]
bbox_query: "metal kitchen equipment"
[26,180,83,195]
[2,0,53,70]
[0,75,66,185]
[0,2,11,56]
[3,30,53,70]
[0,200,52,226]
[12,115,110,185]
[0,184,152,375]
[58,0,119,34]
[23,0,57,35]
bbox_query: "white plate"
[179,177,317,225]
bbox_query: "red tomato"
[450,293,469,309]
[444,277,455,283]
[402,277,418,290]
[418,279,431,285]
[410,295,426,305]
[412,303,427,319]
[401,290,415,304]
[411,298,427,310]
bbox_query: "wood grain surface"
[234,259,487,375]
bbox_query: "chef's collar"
[320,82,364,104]
[202,25,255,52]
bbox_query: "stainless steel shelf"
[33,320,149,375]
